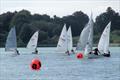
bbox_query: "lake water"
[0,47,120,80]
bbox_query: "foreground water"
[0,47,120,80]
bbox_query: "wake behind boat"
[5,26,20,56]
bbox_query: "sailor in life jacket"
[71,49,75,54]
[35,48,38,54]
[88,48,99,55]
[15,49,20,55]
[65,50,70,55]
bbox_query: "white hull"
[75,50,104,59]
[75,50,84,53]
[86,54,103,59]
[32,52,38,54]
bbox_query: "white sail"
[84,43,90,55]
[67,26,73,52]
[5,27,17,51]
[76,14,94,51]
[27,31,39,51]
[76,25,90,51]
[84,26,93,55]
[98,22,111,54]
[57,24,67,52]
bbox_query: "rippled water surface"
[0,47,120,80]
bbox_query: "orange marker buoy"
[76,53,83,59]
[30,59,41,71]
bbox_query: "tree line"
[0,7,120,47]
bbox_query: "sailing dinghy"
[84,31,103,59]
[84,25,93,58]
[27,31,39,54]
[76,14,94,56]
[97,22,111,57]
[56,25,74,55]
[76,14,94,52]
[5,26,20,55]
[66,26,74,54]
[86,22,111,58]
[56,24,67,53]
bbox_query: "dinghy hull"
[86,53,103,59]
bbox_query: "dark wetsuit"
[66,50,70,55]
[35,50,38,54]
[71,49,75,54]
[94,48,99,55]
[103,51,111,57]
[89,52,92,54]
[16,50,20,55]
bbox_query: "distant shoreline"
[93,43,120,47]
[1,43,120,48]
[37,43,120,47]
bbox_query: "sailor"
[35,48,38,54]
[108,51,110,54]
[71,49,75,54]
[89,51,92,54]
[93,48,99,55]
[103,51,111,57]
[65,50,70,55]
[15,49,20,55]
[108,51,111,57]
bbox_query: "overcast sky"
[0,0,120,20]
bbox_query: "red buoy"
[30,59,41,71]
[76,53,83,59]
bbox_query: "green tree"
[95,7,120,34]
[62,11,89,36]
[10,10,31,37]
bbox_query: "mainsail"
[67,26,73,52]
[5,27,17,51]
[84,26,93,55]
[98,22,111,54]
[27,31,39,51]
[76,14,94,51]
[57,24,67,52]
